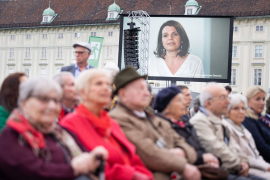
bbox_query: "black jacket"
[156,114,207,165]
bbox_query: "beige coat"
[223,119,270,179]
[110,103,197,180]
[190,109,248,173]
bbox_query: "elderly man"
[61,42,93,78]
[110,67,201,180]
[53,72,80,122]
[190,83,266,180]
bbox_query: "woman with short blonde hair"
[242,86,270,163]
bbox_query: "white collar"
[133,110,147,118]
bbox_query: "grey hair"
[199,91,213,107]
[53,72,74,87]
[18,77,62,108]
[228,94,248,112]
[103,62,120,78]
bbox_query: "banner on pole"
[88,36,104,68]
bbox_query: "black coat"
[156,114,207,165]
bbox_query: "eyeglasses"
[231,107,246,111]
[210,95,230,101]
[73,51,88,55]
[33,96,61,104]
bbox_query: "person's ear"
[118,88,125,101]
[205,99,211,108]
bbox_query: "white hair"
[228,94,248,112]
[53,72,73,87]
[103,62,120,78]
[76,68,112,94]
[199,82,220,107]
[18,77,62,108]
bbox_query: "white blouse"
[148,54,205,78]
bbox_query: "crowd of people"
[0,42,270,180]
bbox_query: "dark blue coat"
[242,110,270,163]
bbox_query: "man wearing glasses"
[61,42,93,78]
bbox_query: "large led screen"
[118,15,234,83]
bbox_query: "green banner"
[88,36,104,68]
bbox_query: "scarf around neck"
[76,104,112,137]
[7,109,82,159]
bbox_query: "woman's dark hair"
[0,72,26,112]
[154,20,190,59]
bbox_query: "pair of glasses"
[33,96,61,104]
[73,51,87,55]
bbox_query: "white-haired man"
[53,72,80,122]
[61,42,93,78]
[190,83,266,180]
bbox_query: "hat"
[154,86,181,112]
[73,42,92,52]
[113,66,147,95]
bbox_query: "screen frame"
[118,14,234,83]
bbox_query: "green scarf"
[0,106,10,132]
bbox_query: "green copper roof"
[185,0,199,6]
[108,1,121,12]
[43,2,56,16]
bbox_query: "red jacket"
[60,112,153,180]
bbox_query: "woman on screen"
[149,20,205,78]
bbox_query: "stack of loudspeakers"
[124,27,140,69]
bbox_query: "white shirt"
[148,54,205,78]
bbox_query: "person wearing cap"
[153,86,219,167]
[61,42,93,78]
[110,66,201,180]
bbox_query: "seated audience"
[190,83,265,180]
[110,67,201,180]
[60,69,153,180]
[0,77,108,180]
[242,86,270,163]
[190,95,200,117]
[53,72,80,122]
[0,72,28,131]
[223,94,270,179]
[154,86,219,167]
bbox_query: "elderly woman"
[149,20,204,77]
[153,86,219,167]
[242,86,270,163]
[0,72,28,131]
[223,94,270,179]
[60,69,154,180]
[0,77,108,180]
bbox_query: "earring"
[163,48,166,54]
[180,46,183,52]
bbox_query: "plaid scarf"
[7,109,82,160]
[261,115,270,128]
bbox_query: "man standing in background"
[61,42,93,78]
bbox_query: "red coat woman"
[61,69,153,180]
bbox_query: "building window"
[108,31,113,37]
[184,81,191,85]
[42,34,48,39]
[91,32,96,36]
[40,68,46,77]
[9,48,14,59]
[256,26,263,32]
[10,35,15,40]
[232,45,237,58]
[25,47,31,59]
[187,9,192,15]
[26,34,31,39]
[230,69,237,85]
[255,45,263,58]
[58,33,63,38]
[24,67,30,77]
[44,17,48,22]
[109,13,114,18]
[41,47,47,59]
[57,47,63,59]
[254,69,262,86]
[8,67,14,75]
[155,83,160,87]
[74,32,80,38]
[106,46,113,59]
[233,26,238,32]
